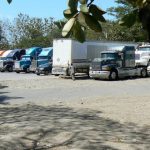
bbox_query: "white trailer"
[52,39,137,79]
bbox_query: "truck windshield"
[6,57,13,61]
[0,57,6,60]
[138,47,150,51]
[101,53,117,59]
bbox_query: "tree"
[107,0,148,41]
[0,21,9,49]
[63,0,150,42]
[6,0,150,42]
[6,14,61,48]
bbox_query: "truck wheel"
[8,67,13,72]
[25,68,30,73]
[44,71,49,75]
[109,70,118,81]
[141,68,147,78]
[54,74,59,76]
[1,69,5,72]
[16,71,20,73]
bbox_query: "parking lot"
[0,72,150,150]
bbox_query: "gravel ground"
[0,72,150,150]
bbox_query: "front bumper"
[89,70,110,79]
[135,60,148,66]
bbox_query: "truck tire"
[141,68,147,78]
[16,71,20,73]
[36,73,40,76]
[109,70,118,81]
[25,68,30,73]
[1,69,5,72]
[44,71,49,75]
[8,67,13,72]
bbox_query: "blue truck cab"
[0,49,25,72]
[14,47,42,73]
[36,47,53,75]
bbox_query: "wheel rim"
[141,69,147,77]
[9,67,13,72]
[111,72,117,80]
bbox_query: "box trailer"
[52,39,137,80]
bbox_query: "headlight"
[40,68,44,70]
[102,66,111,71]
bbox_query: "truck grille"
[91,62,101,71]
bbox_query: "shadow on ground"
[0,104,150,150]
[0,84,23,105]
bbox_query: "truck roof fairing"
[39,47,53,57]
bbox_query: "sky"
[0,0,116,21]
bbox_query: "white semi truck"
[135,43,150,67]
[52,39,137,80]
[135,43,150,76]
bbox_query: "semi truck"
[135,43,150,67]
[0,50,13,72]
[36,47,53,75]
[14,47,42,73]
[0,49,25,72]
[52,39,137,80]
[89,45,147,80]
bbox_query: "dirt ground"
[0,73,150,150]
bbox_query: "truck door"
[124,46,135,68]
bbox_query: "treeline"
[0,13,148,50]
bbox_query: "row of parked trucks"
[52,39,150,80]
[0,39,150,80]
[0,47,53,75]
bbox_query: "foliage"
[7,0,12,4]
[6,14,61,48]
[0,22,9,49]
[107,0,148,41]
[62,0,106,42]
[5,0,150,42]
[62,0,150,42]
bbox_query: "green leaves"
[80,4,89,13]
[78,12,102,32]
[79,0,88,4]
[63,0,106,42]
[119,9,138,27]
[89,4,106,22]
[7,0,12,4]
[62,18,76,37]
[68,0,78,11]
[63,9,78,19]
[73,21,85,42]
